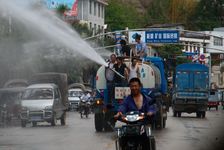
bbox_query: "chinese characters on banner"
[115,87,131,99]
[145,30,179,43]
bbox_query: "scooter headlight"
[125,114,139,122]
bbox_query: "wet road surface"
[0,107,223,150]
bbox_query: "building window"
[98,3,101,17]
[89,0,92,14]
[94,2,96,16]
[214,37,223,46]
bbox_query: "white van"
[68,88,84,111]
[20,84,66,127]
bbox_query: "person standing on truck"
[128,57,140,81]
[133,33,148,59]
[105,54,117,104]
[120,39,133,57]
[114,57,129,86]
[114,77,156,124]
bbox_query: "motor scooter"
[78,99,91,118]
[115,111,156,150]
[0,104,12,125]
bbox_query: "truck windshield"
[22,88,53,100]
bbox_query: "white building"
[205,27,224,54]
[45,0,108,35]
[181,28,224,55]
[77,0,108,35]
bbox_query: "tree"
[56,4,69,17]
[157,44,190,69]
[145,0,171,25]
[105,0,144,31]
[169,0,197,24]
[188,0,224,30]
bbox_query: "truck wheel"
[155,117,163,129]
[80,112,83,118]
[163,118,166,128]
[21,120,26,127]
[177,112,181,117]
[32,122,37,127]
[60,111,66,126]
[94,113,103,132]
[196,112,201,118]
[51,114,56,126]
[201,111,206,118]
[173,111,177,117]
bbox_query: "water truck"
[94,56,169,132]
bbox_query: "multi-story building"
[206,27,224,54]
[179,28,224,65]
[77,0,108,35]
[45,0,108,35]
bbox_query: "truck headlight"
[96,99,103,105]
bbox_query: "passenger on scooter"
[114,77,156,124]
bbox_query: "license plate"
[31,116,41,121]
[188,100,196,103]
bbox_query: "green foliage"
[157,44,183,58]
[157,44,191,69]
[188,0,223,30]
[56,4,69,15]
[105,0,144,31]
[145,0,171,25]
[72,23,92,38]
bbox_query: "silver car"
[20,84,66,127]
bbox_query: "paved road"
[0,107,223,150]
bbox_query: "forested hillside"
[106,0,224,31]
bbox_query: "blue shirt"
[118,94,156,114]
[136,41,148,54]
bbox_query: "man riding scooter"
[114,77,156,123]
[114,77,156,150]
[79,91,91,118]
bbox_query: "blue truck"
[94,57,169,132]
[172,63,209,118]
